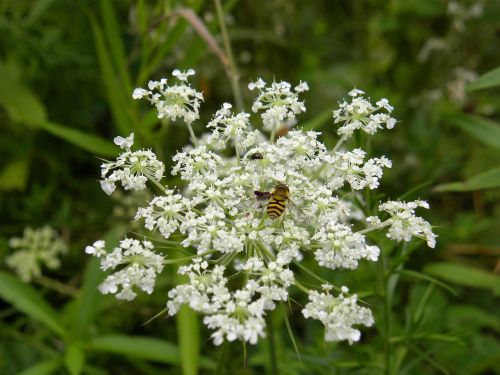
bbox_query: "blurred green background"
[1,0,499,374]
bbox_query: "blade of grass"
[449,115,500,150]
[423,262,500,294]
[99,0,132,93]
[37,121,118,157]
[18,359,62,375]
[0,271,66,337]
[468,65,500,91]
[433,166,500,192]
[64,345,85,375]
[397,269,457,295]
[87,11,134,134]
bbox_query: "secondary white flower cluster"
[248,78,309,132]
[132,69,203,124]
[86,238,164,301]
[86,70,436,346]
[7,226,67,282]
[369,200,436,248]
[302,285,374,344]
[333,89,396,138]
[100,133,165,195]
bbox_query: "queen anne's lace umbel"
[86,69,436,346]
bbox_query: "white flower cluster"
[6,226,67,282]
[370,200,436,248]
[323,149,392,190]
[85,238,164,301]
[248,78,309,132]
[87,72,436,346]
[100,133,165,195]
[132,69,203,124]
[207,103,251,149]
[333,89,396,138]
[302,286,374,344]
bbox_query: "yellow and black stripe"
[267,198,287,219]
[267,184,290,219]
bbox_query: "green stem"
[214,0,244,111]
[311,135,347,179]
[186,122,199,147]
[357,220,391,235]
[267,314,279,375]
[214,340,229,375]
[144,173,167,194]
[270,124,277,143]
[235,136,241,164]
[35,276,78,296]
[162,250,216,264]
[380,249,392,375]
[333,135,347,152]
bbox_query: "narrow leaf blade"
[423,262,500,294]
[449,115,500,150]
[468,66,500,91]
[0,271,66,337]
[88,335,180,364]
[434,166,500,192]
[18,359,62,375]
[37,121,118,157]
[64,345,85,375]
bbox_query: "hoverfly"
[254,183,290,220]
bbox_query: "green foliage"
[1,0,499,374]
[468,65,500,91]
[0,272,67,337]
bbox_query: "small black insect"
[250,153,263,160]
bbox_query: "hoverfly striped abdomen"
[266,184,289,219]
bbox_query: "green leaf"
[87,335,180,364]
[99,0,132,93]
[0,158,29,191]
[64,345,85,375]
[434,166,500,192]
[88,335,214,369]
[397,269,457,295]
[0,60,47,125]
[18,359,62,375]
[448,305,500,332]
[36,121,118,157]
[449,115,500,150]
[0,271,66,337]
[27,0,57,24]
[177,305,200,375]
[423,262,500,294]
[468,66,500,91]
[87,11,134,134]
